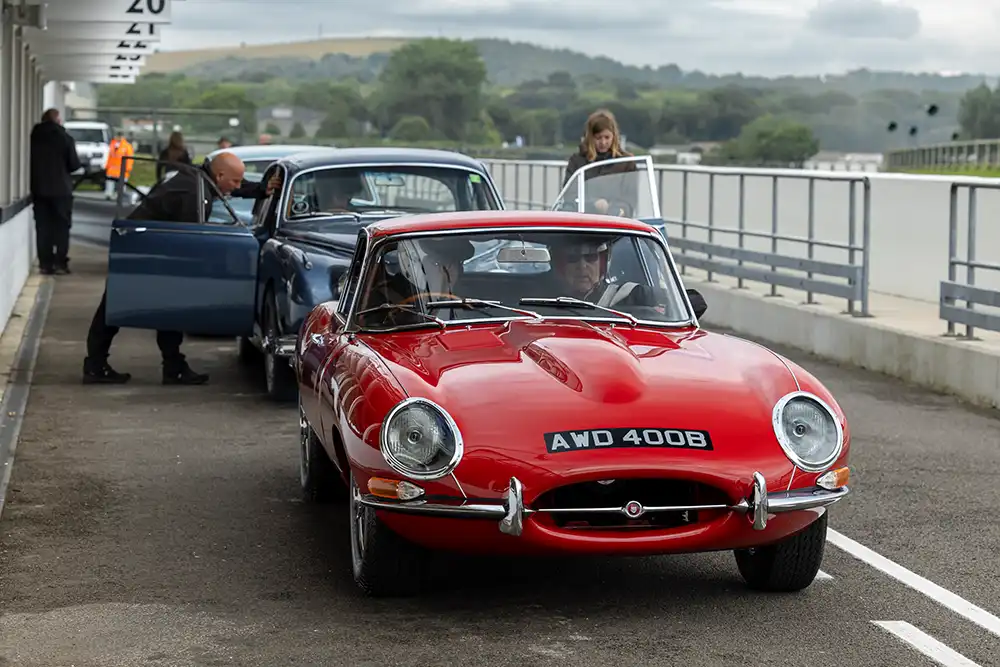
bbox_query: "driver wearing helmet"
[547,235,649,307]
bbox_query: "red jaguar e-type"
[294,209,851,597]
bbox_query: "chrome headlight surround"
[379,397,464,481]
[771,391,844,473]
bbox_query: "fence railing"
[482,159,873,317]
[885,138,1000,171]
[941,183,1000,338]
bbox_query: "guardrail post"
[806,177,815,304]
[860,179,872,317]
[846,182,857,315]
[707,173,715,282]
[527,163,534,211]
[768,176,779,297]
[945,184,958,336]
[680,171,689,275]
[737,174,745,289]
[965,186,977,339]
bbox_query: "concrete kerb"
[0,276,54,521]
[689,277,1000,410]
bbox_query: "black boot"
[163,361,209,385]
[82,358,131,384]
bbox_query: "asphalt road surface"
[0,199,998,665]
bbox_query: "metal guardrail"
[482,159,873,317]
[885,138,1000,171]
[942,182,1000,338]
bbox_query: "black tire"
[734,511,828,592]
[262,290,297,402]
[298,401,345,503]
[349,471,428,597]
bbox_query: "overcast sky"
[161,0,1000,77]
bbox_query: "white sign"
[37,53,147,66]
[43,0,173,23]
[29,20,162,41]
[41,64,142,76]
[30,38,157,55]
[58,75,138,85]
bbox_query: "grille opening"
[533,478,730,531]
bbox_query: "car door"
[104,159,260,336]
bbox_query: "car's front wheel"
[734,511,828,592]
[349,471,428,597]
[262,291,297,402]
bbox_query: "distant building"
[255,105,326,137]
[805,151,883,172]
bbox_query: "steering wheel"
[586,196,634,218]
[399,291,462,305]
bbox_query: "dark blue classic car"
[104,147,506,400]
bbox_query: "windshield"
[68,128,107,144]
[351,229,690,331]
[285,165,500,221]
[553,156,659,220]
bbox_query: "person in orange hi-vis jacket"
[103,131,135,200]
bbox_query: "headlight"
[379,398,463,480]
[771,391,843,472]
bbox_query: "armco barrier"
[942,182,1000,338]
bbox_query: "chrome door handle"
[114,226,146,236]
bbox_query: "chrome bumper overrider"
[356,471,851,537]
[263,334,298,358]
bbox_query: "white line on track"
[829,529,1000,640]
[815,570,833,580]
[873,621,982,667]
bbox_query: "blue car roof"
[278,146,488,173]
[206,144,330,161]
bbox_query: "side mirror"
[687,288,707,319]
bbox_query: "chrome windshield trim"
[357,473,850,537]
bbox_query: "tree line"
[96,38,986,163]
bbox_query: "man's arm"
[230,179,265,199]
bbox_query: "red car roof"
[365,210,659,239]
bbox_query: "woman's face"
[593,128,615,154]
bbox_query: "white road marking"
[816,570,833,580]
[829,529,1000,639]
[873,621,982,667]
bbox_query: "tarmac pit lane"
[1,246,1000,666]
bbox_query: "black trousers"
[85,287,186,370]
[34,195,73,269]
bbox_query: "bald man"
[81,152,277,386]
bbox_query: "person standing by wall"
[29,108,81,275]
[103,130,134,200]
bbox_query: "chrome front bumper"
[356,471,851,537]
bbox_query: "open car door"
[550,155,664,234]
[104,156,260,337]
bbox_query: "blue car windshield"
[284,165,500,221]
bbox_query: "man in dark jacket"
[29,108,82,275]
[82,152,281,385]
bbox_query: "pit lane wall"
[0,205,35,338]
[483,159,1000,410]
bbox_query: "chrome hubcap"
[298,403,309,487]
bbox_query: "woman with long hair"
[562,109,637,215]
[157,131,193,181]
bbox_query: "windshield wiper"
[518,296,638,326]
[426,298,542,319]
[354,303,446,329]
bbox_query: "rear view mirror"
[687,288,707,318]
[497,246,550,263]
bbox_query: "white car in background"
[65,120,112,185]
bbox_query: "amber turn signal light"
[367,477,425,500]
[817,467,850,490]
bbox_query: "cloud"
[806,0,921,40]
[157,0,1000,77]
